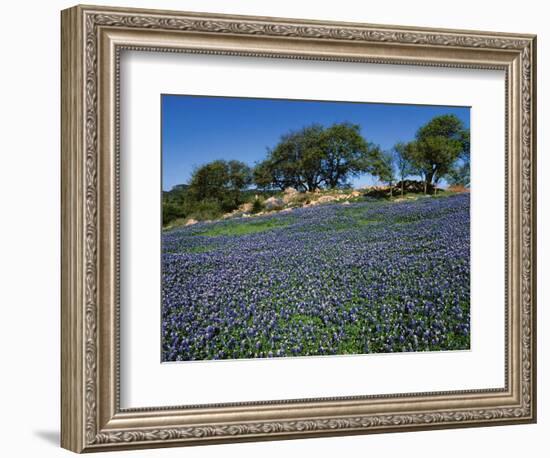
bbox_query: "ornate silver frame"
[61,4,537,453]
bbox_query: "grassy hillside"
[162,181,459,230]
[162,193,470,361]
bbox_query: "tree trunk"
[401,180,404,197]
[425,171,435,194]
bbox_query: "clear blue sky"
[162,95,470,191]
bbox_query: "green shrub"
[162,201,186,226]
[188,199,223,221]
[251,199,264,214]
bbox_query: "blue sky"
[162,95,470,191]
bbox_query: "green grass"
[393,214,424,224]
[430,190,459,199]
[355,218,381,226]
[195,219,293,237]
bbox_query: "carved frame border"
[61,4,536,453]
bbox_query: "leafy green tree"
[189,160,228,201]
[406,114,469,194]
[294,125,325,191]
[446,129,471,188]
[226,160,254,207]
[162,201,184,225]
[318,123,378,188]
[189,159,252,209]
[447,161,471,187]
[373,150,396,197]
[393,142,414,196]
[162,185,191,225]
[253,160,278,192]
[254,122,382,191]
[254,125,324,192]
[459,129,470,161]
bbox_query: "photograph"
[161,95,471,362]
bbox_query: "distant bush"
[251,199,264,214]
[188,199,224,221]
[162,184,283,227]
[162,201,186,226]
[189,160,252,209]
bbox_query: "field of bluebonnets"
[161,194,470,361]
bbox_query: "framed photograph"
[61,4,537,453]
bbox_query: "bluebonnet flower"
[162,194,471,361]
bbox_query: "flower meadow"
[162,194,470,361]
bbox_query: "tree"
[189,160,229,201]
[253,125,324,192]
[252,159,277,190]
[296,125,326,191]
[189,159,252,210]
[254,122,382,191]
[374,150,396,197]
[318,123,378,189]
[393,142,414,196]
[227,160,254,207]
[446,160,470,188]
[406,114,469,194]
[446,129,471,188]
[459,129,470,162]
[162,185,190,225]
